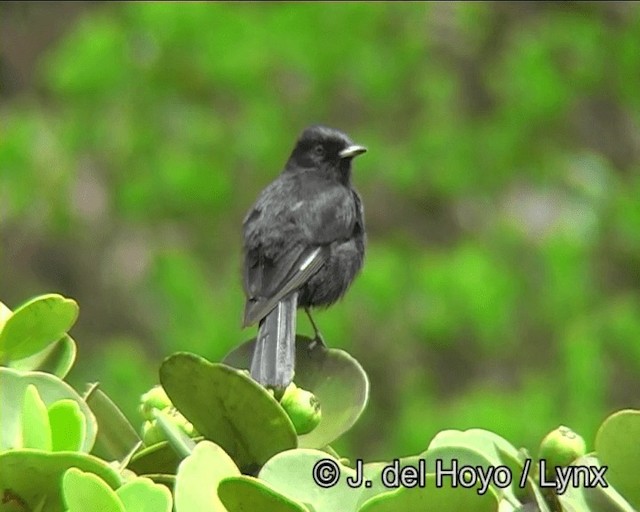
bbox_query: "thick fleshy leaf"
[141,473,176,488]
[354,457,425,510]
[128,441,181,476]
[218,476,309,512]
[427,428,517,468]
[462,429,522,467]
[0,449,121,512]
[22,384,52,450]
[84,384,141,461]
[258,448,378,512]
[10,334,77,379]
[48,399,86,452]
[174,440,240,512]
[559,455,635,512]
[160,352,297,471]
[63,468,125,512]
[116,476,173,512]
[223,335,369,449]
[358,473,499,512]
[595,409,640,510]
[425,429,521,505]
[0,294,78,363]
[421,446,497,487]
[0,367,97,452]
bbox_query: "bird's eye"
[314,145,325,156]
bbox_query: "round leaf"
[355,457,426,510]
[0,294,79,363]
[224,336,369,449]
[116,476,173,512]
[160,352,297,471]
[10,334,77,379]
[63,468,125,512]
[559,454,636,512]
[128,441,181,476]
[358,473,499,512]
[48,399,86,452]
[258,448,366,512]
[426,429,517,468]
[0,449,121,512]
[422,446,495,478]
[140,474,176,488]
[174,440,240,512]
[22,384,52,451]
[425,429,521,504]
[218,475,309,512]
[595,410,640,510]
[0,367,97,452]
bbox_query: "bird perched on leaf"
[242,125,367,391]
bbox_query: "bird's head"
[285,125,367,185]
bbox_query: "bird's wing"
[242,175,355,326]
[243,246,328,326]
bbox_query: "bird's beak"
[339,145,367,159]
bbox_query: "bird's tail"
[250,292,297,390]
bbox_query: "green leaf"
[0,294,79,363]
[128,441,181,476]
[595,410,640,510]
[218,475,309,512]
[354,457,428,509]
[63,468,125,512]
[10,334,77,379]
[426,428,517,468]
[116,477,173,512]
[258,448,371,512]
[84,383,142,461]
[357,473,499,512]
[160,352,297,471]
[425,429,522,505]
[138,473,176,488]
[22,384,52,450]
[422,445,493,474]
[48,399,86,452]
[174,440,240,512]
[223,335,369,449]
[0,367,97,452]
[559,455,635,512]
[0,449,121,512]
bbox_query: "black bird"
[242,125,367,390]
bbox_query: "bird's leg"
[305,307,326,349]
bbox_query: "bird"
[241,125,367,391]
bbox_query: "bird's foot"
[305,307,327,350]
[308,332,327,351]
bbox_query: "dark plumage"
[242,125,367,390]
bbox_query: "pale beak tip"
[339,145,367,159]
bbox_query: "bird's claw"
[308,332,327,351]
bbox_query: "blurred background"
[2,2,640,462]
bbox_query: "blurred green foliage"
[1,2,640,461]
